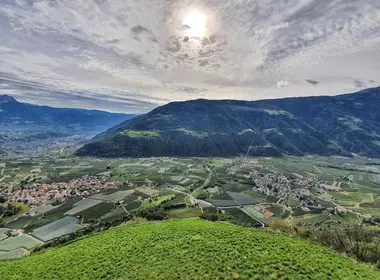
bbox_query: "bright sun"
[183,10,207,38]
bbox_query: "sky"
[0,0,380,113]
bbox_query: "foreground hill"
[1,220,378,279]
[0,95,135,153]
[77,87,380,158]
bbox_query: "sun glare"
[183,10,207,38]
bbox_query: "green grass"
[120,130,160,138]
[0,220,378,279]
[166,207,202,218]
[141,195,175,208]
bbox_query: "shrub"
[312,225,380,264]
[269,219,296,235]
[200,213,218,222]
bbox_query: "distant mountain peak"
[0,94,17,104]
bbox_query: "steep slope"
[77,99,347,158]
[0,95,135,153]
[1,220,378,280]
[256,87,380,157]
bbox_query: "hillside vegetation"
[77,87,380,158]
[1,220,379,279]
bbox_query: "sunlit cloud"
[0,0,380,112]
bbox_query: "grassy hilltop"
[1,220,379,280]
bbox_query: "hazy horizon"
[1,85,378,114]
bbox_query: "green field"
[0,234,42,251]
[141,194,175,208]
[0,220,378,279]
[0,248,27,260]
[166,207,202,218]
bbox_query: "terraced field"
[0,220,378,280]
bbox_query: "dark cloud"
[354,80,365,88]
[198,49,215,58]
[348,78,365,88]
[131,25,151,34]
[107,39,121,44]
[199,60,208,67]
[305,79,319,86]
[174,86,207,94]
[166,37,181,53]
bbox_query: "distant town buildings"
[1,176,123,207]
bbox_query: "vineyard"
[1,220,379,279]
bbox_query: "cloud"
[276,80,290,88]
[172,85,207,95]
[305,79,319,86]
[347,77,366,88]
[0,0,379,112]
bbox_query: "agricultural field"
[0,228,10,241]
[2,154,380,260]
[0,220,378,279]
[89,189,135,203]
[0,234,42,251]
[0,157,208,189]
[226,191,258,205]
[64,199,103,216]
[0,248,27,260]
[224,208,262,226]
[31,216,83,242]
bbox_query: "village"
[0,176,124,207]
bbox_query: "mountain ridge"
[77,87,380,158]
[0,94,136,154]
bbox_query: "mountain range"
[76,87,380,158]
[0,95,135,154]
